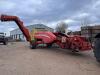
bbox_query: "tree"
[55,22,68,33]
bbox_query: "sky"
[0,0,100,35]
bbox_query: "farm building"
[10,24,54,41]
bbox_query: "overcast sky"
[0,0,100,35]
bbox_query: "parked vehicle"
[0,32,8,45]
[94,33,100,63]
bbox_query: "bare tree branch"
[55,22,68,33]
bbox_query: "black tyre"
[94,38,100,63]
[30,43,36,49]
[3,41,7,45]
[47,43,52,48]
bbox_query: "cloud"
[64,19,77,24]
[0,0,100,35]
[0,0,15,10]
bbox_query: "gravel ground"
[0,42,100,75]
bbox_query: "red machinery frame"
[0,14,92,52]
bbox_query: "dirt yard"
[0,42,99,75]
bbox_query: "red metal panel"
[34,31,56,43]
